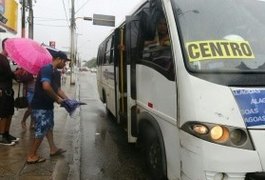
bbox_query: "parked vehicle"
[97,0,265,179]
[90,68,97,73]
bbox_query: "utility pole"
[69,3,93,85]
[70,0,75,85]
[21,0,26,37]
[28,0,33,39]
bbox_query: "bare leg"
[21,109,31,129]
[0,118,7,134]
[46,129,59,154]
[27,138,43,161]
[30,116,35,129]
[4,116,12,133]
[28,107,35,129]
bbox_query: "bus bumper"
[180,131,262,180]
[245,172,265,180]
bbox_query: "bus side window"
[109,36,114,64]
[105,38,112,65]
[97,45,105,65]
[141,13,174,80]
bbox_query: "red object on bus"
[148,102,153,108]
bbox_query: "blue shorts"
[27,88,34,104]
[32,109,54,139]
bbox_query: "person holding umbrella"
[0,38,19,146]
[26,50,70,164]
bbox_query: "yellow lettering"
[186,40,255,62]
[187,44,200,59]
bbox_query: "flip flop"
[26,156,46,164]
[50,148,67,157]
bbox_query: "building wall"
[0,0,19,42]
[4,0,18,33]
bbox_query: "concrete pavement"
[0,76,81,180]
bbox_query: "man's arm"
[42,81,63,104]
[57,88,68,99]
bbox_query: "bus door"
[114,27,127,126]
[125,16,142,142]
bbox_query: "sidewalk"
[0,76,81,180]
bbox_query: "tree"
[83,57,97,68]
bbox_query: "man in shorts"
[0,38,19,146]
[26,50,70,164]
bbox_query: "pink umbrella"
[4,38,52,75]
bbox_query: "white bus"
[96,0,265,179]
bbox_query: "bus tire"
[144,125,167,180]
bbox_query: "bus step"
[119,112,127,129]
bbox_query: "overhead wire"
[62,0,70,26]
[34,17,68,27]
[34,23,68,27]
[34,17,67,21]
[34,0,69,27]
[75,0,91,14]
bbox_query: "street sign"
[93,14,115,27]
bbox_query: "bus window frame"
[138,9,175,81]
[97,44,105,66]
[105,37,112,65]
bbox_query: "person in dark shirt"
[26,50,70,164]
[0,38,19,146]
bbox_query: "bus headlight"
[230,129,247,146]
[192,124,208,135]
[181,122,254,150]
[210,125,229,143]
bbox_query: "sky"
[32,0,144,64]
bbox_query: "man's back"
[31,64,59,110]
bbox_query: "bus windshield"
[172,0,265,73]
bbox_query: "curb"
[52,77,81,180]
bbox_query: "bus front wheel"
[144,126,167,180]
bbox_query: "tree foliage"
[83,57,97,68]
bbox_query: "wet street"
[78,72,151,180]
